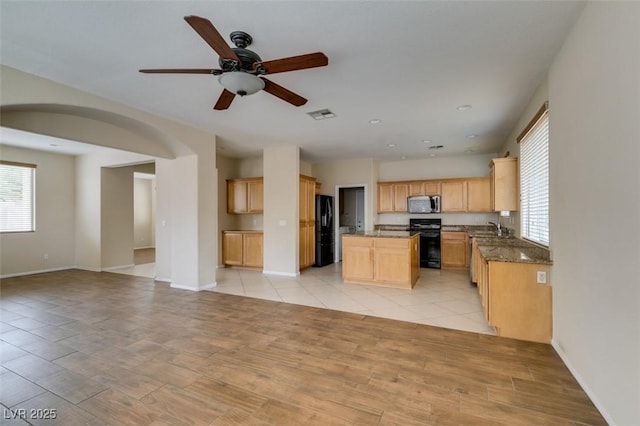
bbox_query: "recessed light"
[422,139,432,144]
[429,153,436,157]
[401,156,407,160]
[465,148,476,154]
[369,119,382,124]
[457,104,472,111]
[466,134,477,139]
[49,144,59,147]
[387,143,396,148]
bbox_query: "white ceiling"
[0,1,584,162]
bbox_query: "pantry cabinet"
[299,175,316,269]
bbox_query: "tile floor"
[112,262,496,335]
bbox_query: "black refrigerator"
[314,195,334,267]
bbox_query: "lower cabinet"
[223,231,263,269]
[342,235,419,289]
[474,242,552,343]
[441,232,469,268]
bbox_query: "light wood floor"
[0,270,606,425]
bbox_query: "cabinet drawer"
[342,236,374,248]
[441,231,468,240]
[374,238,410,249]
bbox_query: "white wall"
[134,177,154,249]
[101,166,134,269]
[0,145,75,277]
[263,145,299,276]
[546,3,639,425]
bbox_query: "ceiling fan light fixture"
[218,71,264,96]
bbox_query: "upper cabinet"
[227,177,263,214]
[440,180,467,212]
[466,177,492,212]
[490,158,518,211]
[378,183,408,213]
[377,177,489,213]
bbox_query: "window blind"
[0,161,36,233]
[519,109,549,246]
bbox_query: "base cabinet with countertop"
[473,237,552,343]
[441,231,469,268]
[342,232,419,289]
[222,231,263,269]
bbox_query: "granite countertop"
[376,223,551,264]
[345,230,419,238]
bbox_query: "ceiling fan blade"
[139,68,222,74]
[184,15,240,62]
[214,89,236,110]
[255,52,328,74]
[261,78,307,107]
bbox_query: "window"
[0,161,36,233]
[518,103,549,246]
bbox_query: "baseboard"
[0,266,73,279]
[170,281,217,292]
[262,270,299,277]
[551,339,616,426]
[154,276,171,283]
[102,264,135,272]
[134,246,155,250]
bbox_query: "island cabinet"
[223,231,263,269]
[490,157,518,211]
[441,231,469,268]
[227,177,263,214]
[342,233,419,289]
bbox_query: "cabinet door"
[441,181,467,212]
[374,248,410,284]
[299,178,311,222]
[377,184,394,213]
[491,158,518,211]
[342,237,374,281]
[227,181,248,214]
[467,178,491,212]
[409,181,424,196]
[223,233,243,265]
[243,233,263,268]
[424,182,441,195]
[441,232,468,268]
[393,184,409,212]
[247,180,263,213]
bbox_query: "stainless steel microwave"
[407,195,441,214]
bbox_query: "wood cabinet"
[441,231,469,268]
[342,234,419,289]
[299,175,316,270]
[227,177,263,214]
[474,241,551,343]
[222,231,263,269]
[467,178,491,212]
[441,180,467,212]
[490,158,518,211]
[377,183,409,213]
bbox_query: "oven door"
[419,231,441,269]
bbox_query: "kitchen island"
[342,231,419,289]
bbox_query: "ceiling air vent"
[428,144,444,150]
[307,109,336,120]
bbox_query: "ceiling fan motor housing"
[218,31,264,73]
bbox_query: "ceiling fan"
[139,15,328,110]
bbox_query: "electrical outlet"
[536,271,547,284]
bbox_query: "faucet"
[488,221,502,236]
